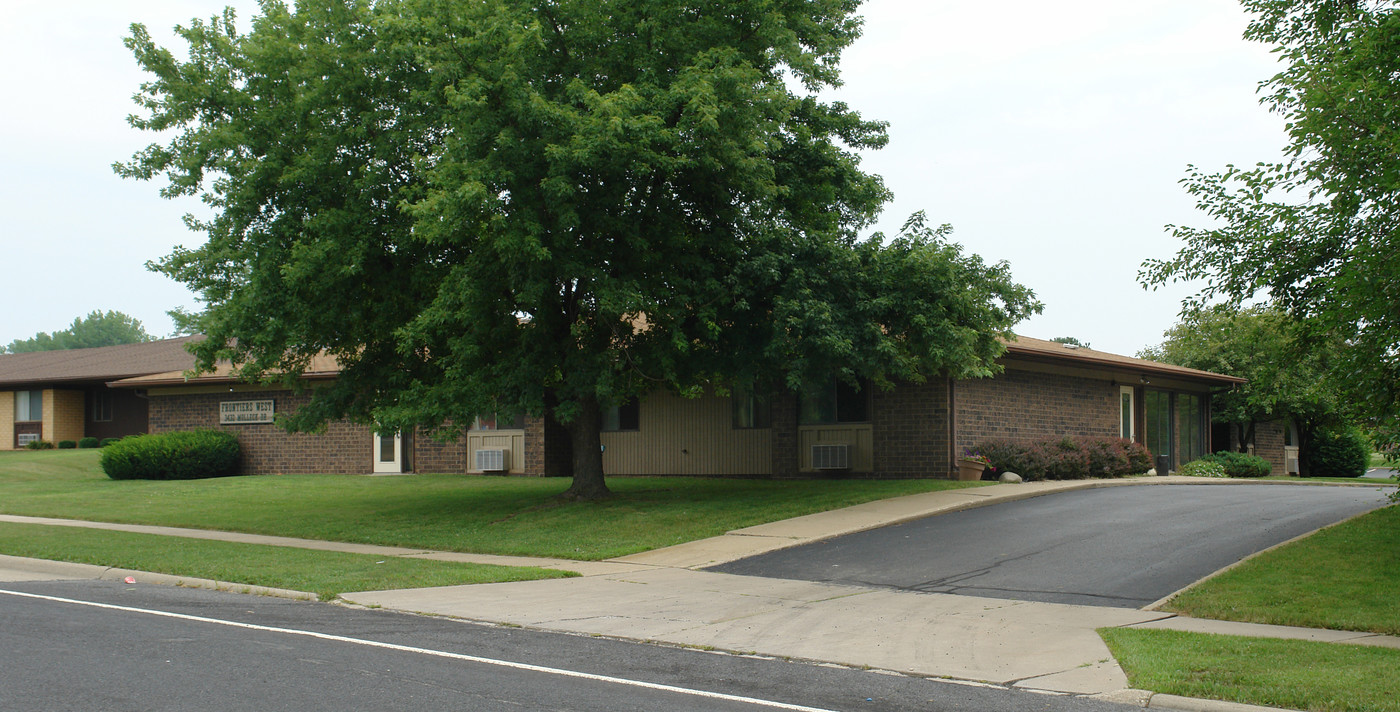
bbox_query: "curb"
[1146,692,1304,712]
[0,554,317,601]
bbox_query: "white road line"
[0,588,838,712]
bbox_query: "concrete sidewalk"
[2,476,1395,707]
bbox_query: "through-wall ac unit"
[16,433,38,447]
[811,443,850,470]
[475,448,508,472]
[1286,457,1300,475]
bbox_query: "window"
[602,400,640,431]
[799,379,869,425]
[1178,393,1206,463]
[14,390,42,422]
[472,412,525,430]
[91,390,113,422]
[1144,389,1172,465]
[731,389,770,429]
[1119,386,1135,442]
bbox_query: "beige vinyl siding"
[798,425,873,473]
[601,390,772,475]
[466,430,526,474]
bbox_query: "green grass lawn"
[1101,628,1400,712]
[0,521,574,601]
[1164,505,1399,635]
[1103,502,1400,711]
[0,449,986,560]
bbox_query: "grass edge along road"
[1101,628,1400,712]
[1101,504,1400,712]
[0,521,576,601]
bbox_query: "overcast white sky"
[0,0,1285,357]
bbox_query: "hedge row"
[1196,451,1272,478]
[973,436,1152,480]
[1304,428,1369,477]
[100,430,241,480]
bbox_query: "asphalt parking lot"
[707,483,1391,607]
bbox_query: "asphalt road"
[707,483,1392,608]
[0,579,1136,712]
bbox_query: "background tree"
[121,0,1039,499]
[1049,336,1091,349]
[5,310,155,353]
[1140,0,1400,446]
[1139,306,1345,473]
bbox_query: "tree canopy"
[1139,306,1345,470]
[1140,0,1400,438]
[4,310,155,353]
[120,0,1040,498]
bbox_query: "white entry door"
[373,431,403,473]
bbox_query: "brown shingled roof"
[1004,335,1245,386]
[111,352,343,387]
[0,336,202,387]
[92,334,1242,390]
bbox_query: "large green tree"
[120,0,1039,499]
[1140,0,1400,436]
[1139,306,1345,473]
[5,310,155,353]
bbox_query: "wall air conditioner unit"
[16,433,38,447]
[1286,456,1300,475]
[474,448,508,472]
[811,443,850,470]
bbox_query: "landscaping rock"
[998,471,1023,483]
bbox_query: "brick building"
[102,336,1247,478]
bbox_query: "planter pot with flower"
[958,453,992,481]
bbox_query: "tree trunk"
[560,394,611,500]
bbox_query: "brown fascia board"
[108,370,341,389]
[1000,340,1246,386]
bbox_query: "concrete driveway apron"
[704,483,1392,608]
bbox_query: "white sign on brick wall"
[219,400,275,425]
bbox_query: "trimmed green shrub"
[100,430,242,481]
[57,440,77,449]
[24,440,54,450]
[78,437,101,449]
[1178,459,1228,478]
[1198,450,1272,478]
[98,438,119,447]
[1305,428,1369,477]
[975,437,1152,481]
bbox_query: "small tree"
[1139,306,1345,473]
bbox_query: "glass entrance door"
[373,431,402,473]
[1144,389,1173,472]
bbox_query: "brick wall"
[48,389,85,444]
[954,369,1118,455]
[415,427,467,473]
[873,379,951,478]
[0,392,13,450]
[769,393,799,478]
[149,391,373,474]
[523,414,572,477]
[1253,420,1288,475]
